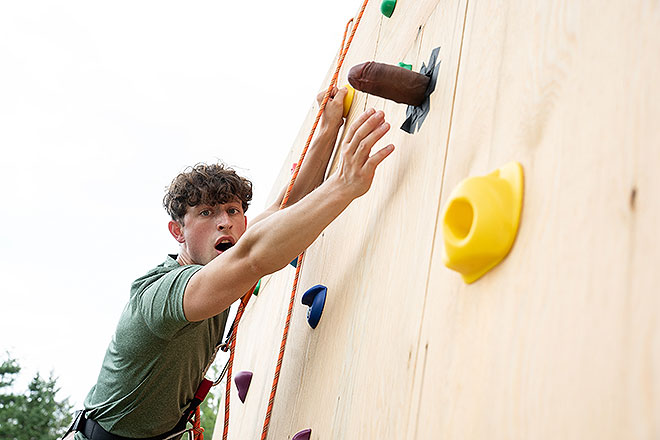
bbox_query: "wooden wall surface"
[215,1,660,438]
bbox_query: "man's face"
[171,199,247,265]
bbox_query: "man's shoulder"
[130,255,201,298]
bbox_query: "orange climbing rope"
[191,407,204,440]
[222,1,370,439]
[222,286,256,440]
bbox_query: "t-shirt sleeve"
[136,265,203,340]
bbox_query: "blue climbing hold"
[290,256,298,268]
[301,285,327,329]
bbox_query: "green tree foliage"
[0,354,72,440]
[198,363,223,439]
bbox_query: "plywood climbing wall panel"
[216,0,660,439]
[219,0,468,438]
[412,0,660,439]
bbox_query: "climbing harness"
[64,385,208,440]
[220,1,371,439]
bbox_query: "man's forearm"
[185,175,353,322]
[284,125,340,204]
[251,124,341,225]
[182,108,392,322]
[242,174,351,276]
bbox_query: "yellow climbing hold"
[441,162,524,283]
[343,84,355,117]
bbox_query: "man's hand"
[250,87,349,227]
[334,108,395,199]
[318,86,348,131]
[183,108,395,322]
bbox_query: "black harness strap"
[65,379,213,440]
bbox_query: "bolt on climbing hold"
[342,84,355,117]
[348,61,430,107]
[380,0,396,17]
[290,256,299,268]
[292,429,312,440]
[400,46,441,134]
[441,162,524,283]
[301,285,327,329]
[253,278,261,296]
[234,371,253,403]
[398,62,413,70]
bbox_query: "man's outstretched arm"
[250,87,348,226]
[183,108,394,322]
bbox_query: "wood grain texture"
[214,0,660,438]
[412,0,660,439]
[217,0,467,438]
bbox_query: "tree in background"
[0,353,224,439]
[198,363,223,438]
[0,354,72,440]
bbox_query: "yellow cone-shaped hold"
[342,84,355,117]
[441,162,524,283]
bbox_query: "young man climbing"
[66,87,395,440]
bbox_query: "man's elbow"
[244,247,285,279]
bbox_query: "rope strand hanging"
[222,1,370,438]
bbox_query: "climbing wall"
[216,0,660,439]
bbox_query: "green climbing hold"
[253,278,262,296]
[398,62,413,70]
[381,0,396,18]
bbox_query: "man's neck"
[176,253,194,266]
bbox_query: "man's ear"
[168,220,186,243]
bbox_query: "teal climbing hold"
[381,0,397,18]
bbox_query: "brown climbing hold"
[348,61,430,107]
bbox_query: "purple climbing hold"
[292,429,311,440]
[234,371,253,403]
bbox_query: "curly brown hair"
[163,163,253,224]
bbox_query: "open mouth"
[215,240,234,252]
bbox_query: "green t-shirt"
[76,256,229,439]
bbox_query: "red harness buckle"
[194,378,213,402]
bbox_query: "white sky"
[0,1,361,408]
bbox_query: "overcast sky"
[0,1,361,408]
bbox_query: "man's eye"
[228,208,239,215]
[200,210,211,216]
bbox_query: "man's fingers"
[365,144,395,171]
[334,87,348,107]
[317,86,341,106]
[325,87,347,112]
[346,111,385,156]
[355,121,390,163]
[344,108,376,146]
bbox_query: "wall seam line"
[408,0,470,438]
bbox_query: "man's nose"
[216,213,232,230]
